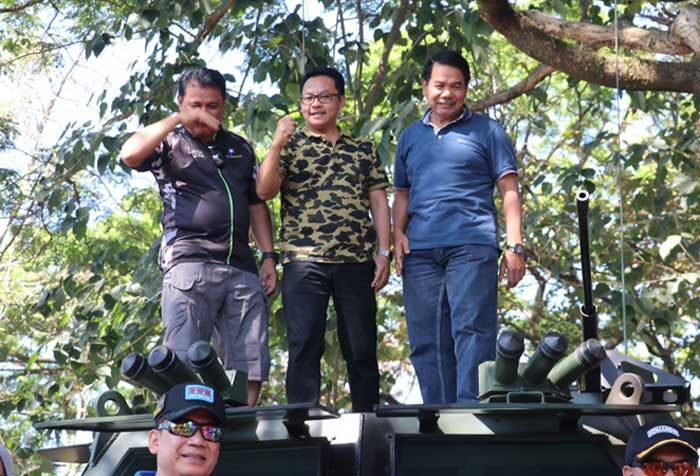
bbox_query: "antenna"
[613,0,628,354]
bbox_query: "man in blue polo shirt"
[393,50,525,404]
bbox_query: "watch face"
[509,244,525,255]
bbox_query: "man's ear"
[148,429,160,455]
[622,465,635,476]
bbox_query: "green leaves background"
[0,1,698,473]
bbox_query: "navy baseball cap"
[626,422,698,465]
[153,382,226,426]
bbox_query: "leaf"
[109,284,125,300]
[102,135,118,152]
[53,349,67,365]
[142,9,159,23]
[126,13,150,29]
[360,116,389,136]
[659,235,682,260]
[47,189,66,212]
[92,36,106,57]
[97,153,111,173]
[672,172,696,195]
[126,282,143,295]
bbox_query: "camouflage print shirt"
[279,128,389,263]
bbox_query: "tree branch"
[477,0,700,94]
[670,6,700,54]
[361,0,409,118]
[0,0,44,14]
[194,0,236,44]
[527,266,548,331]
[521,10,692,55]
[237,7,263,103]
[336,0,355,117]
[354,0,365,113]
[469,64,555,112]
[641,328,677,374]
[0,40,84,69]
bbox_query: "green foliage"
[0,1,698,473]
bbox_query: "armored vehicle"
[37,191,696,475]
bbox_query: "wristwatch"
[261,251,280,264]
[377,248,392,260]
[505,243,525,256]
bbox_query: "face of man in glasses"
[149,409,221,476]
[300,75,345,134]
[623,445,699,476]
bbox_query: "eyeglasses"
[300,93,339,105]
[634,460,697,476]
[157,420,224,442]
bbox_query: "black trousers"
[282,260,380,412]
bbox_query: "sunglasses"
[157,420,224,442]
[635,460,697,476]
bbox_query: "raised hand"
[178,108,221,134]
[272,116,298,148]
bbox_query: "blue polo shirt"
[394,108,517,250]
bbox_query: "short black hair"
[177,68,227,100]
[300,66,345,96]
[422,51,470,85]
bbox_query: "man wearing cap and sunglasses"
[148,382,226,476]
[624,422,699,476]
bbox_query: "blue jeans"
[402,244,498,403]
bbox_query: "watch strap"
[261,251,279,263]
[377,248,392,260]
[505,243,525,256]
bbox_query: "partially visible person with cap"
[624,422,698,476]
[0,442,12,476]
[148,382,226,476]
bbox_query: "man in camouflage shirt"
[257,66,391,412]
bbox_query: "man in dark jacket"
[121,68,276,406]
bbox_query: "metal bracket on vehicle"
[605,373,643,405]
[417,409,440,433]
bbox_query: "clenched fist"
[272,116,298,149]
[178,109,221,140]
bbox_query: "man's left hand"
[371,255,390,292]
[499,251,525,288]
[260,259,277,296]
